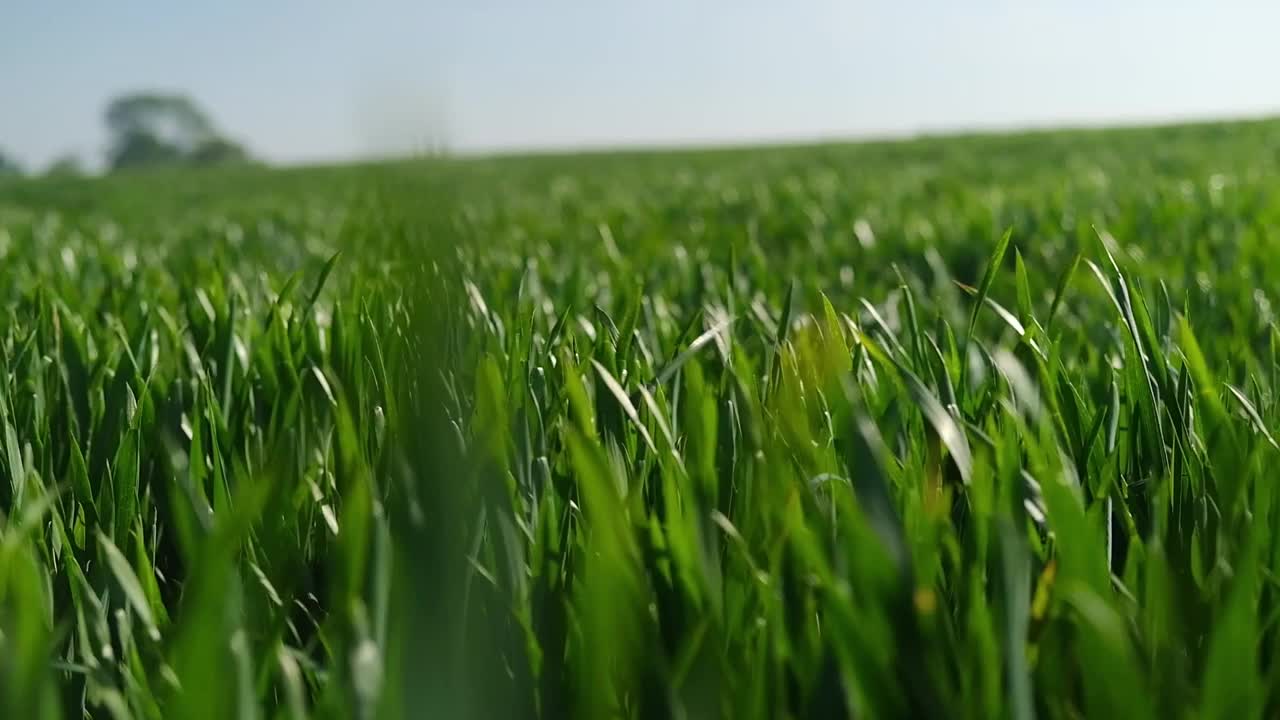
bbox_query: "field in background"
[4,118,1280,717]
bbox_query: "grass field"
[4,117,1280,718]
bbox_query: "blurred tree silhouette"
[45,154,84,178]
[0,150,22,177]
[105,92,252,171]
[189,137,251,166]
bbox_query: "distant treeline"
[1,91,254,178]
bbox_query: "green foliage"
[2,117,1280,718]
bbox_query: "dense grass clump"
[5,118,1280,718]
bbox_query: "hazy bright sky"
[4,1,1280,169]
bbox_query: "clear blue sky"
[4,1,1280,169]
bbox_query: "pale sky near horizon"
[3,1,1280,170]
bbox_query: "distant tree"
[0,150,22,177]
[188,137,251,167]
[45,153,84,178]
[109,128,184,170]
[104,92,253,171]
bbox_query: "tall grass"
[3,118,1280,718]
